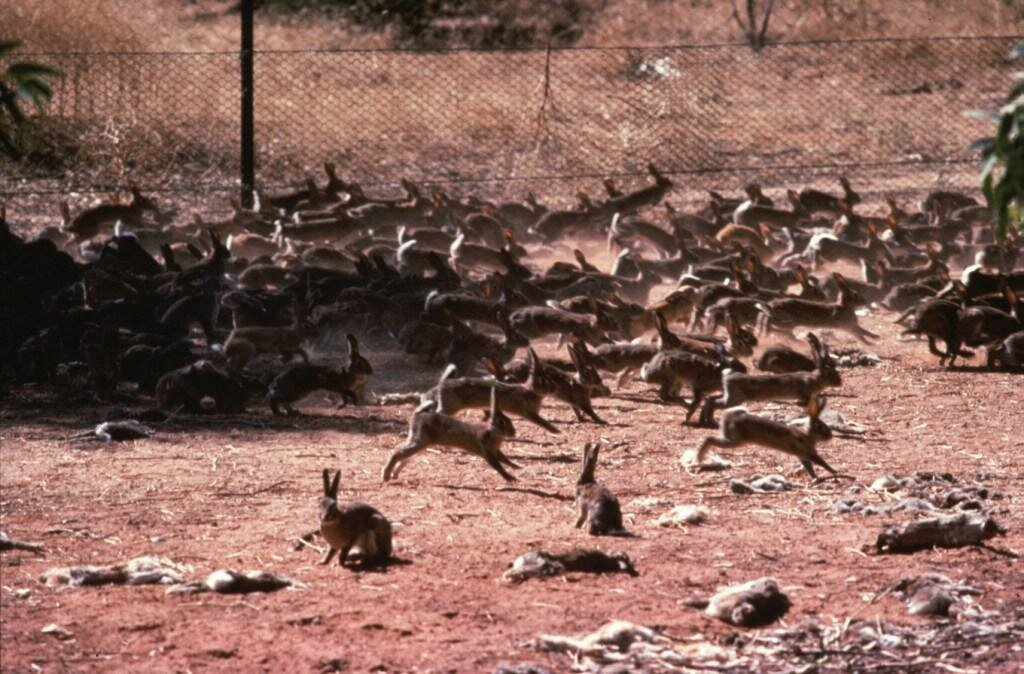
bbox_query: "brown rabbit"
[155,360,249,414]
[798,176,861,214]
[689,395,840,479]
[486,346,607,424]
[60,182,160,240]
[575,443,629,536]
[422,350,560,433]
[757,272,879,343]
[224,299,315,366]
[383,381,519,482]
[267,335,373,415]
[754,344,817,374]
[319,469,392,567]
[720,333,840,408]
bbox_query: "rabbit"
[224,298,315,366]
[60,182,160,240]
[689,395,840,479]
[486,346,607,424]
[900,297,973,366]
[734,189,807,230]
[420,349,560,433]
[155,360,249,414]
[424,289,504,327]
[579,339,659,387]
[798,176,861,215]
[508,305,607,347]
[319,469,392,567]
[757,272,880,343]
[720,333,840,408]
[267,335,373,415]
[383,378,519,482]
[575,443,629,536]
[640,346,745,425]
[754,344,817,374]
[449,230,524,276]
[987,331,1024,370]
[603,163,674,215]
[444,310,529,374]
[607,212,679,259]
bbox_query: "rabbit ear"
[567,343,583,371]
[330,471,341,498]
[724,313,737,334]
[346,334,359,357]
[322,469,331,496]
[806,332,823,361]
[809,395,826,419]
[654,310,668,333]
[524,344,540,385]
[481,357,501,378]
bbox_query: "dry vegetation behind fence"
[0,35,1016,205]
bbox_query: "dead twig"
[214,480,288,498]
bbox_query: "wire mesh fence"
[0,36,1017,206]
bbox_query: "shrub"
[0,39,63,160]
[969,41,1024,242]
[260,0,601,49]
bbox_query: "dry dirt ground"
[1,243,1023,673]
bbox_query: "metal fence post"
[240,0,255,208]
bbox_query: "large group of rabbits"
[2,161,1021,566]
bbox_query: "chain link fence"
[0,36,1017,209]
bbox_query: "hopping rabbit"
[688,395,840,479]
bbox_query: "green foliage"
[0,39,63,160]
[969,41,1024,242]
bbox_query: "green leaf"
[2,95,26,125]
[0,39,22,57]
[6,62,63,80]
[19,79,53,109]
[980,153,999,183]
[966,137,995,154]
[1009,82,1024,102]
[982,172,995,206]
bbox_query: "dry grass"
[3,0,1022,56]
[588,0,1024,46]
[1,0,1019,224]
[1,1,151,52]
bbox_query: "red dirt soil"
[1,251,1023,673]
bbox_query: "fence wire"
[0,36,1017,204]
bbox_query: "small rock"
[318,657,349,673]
[41,623,74,640]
